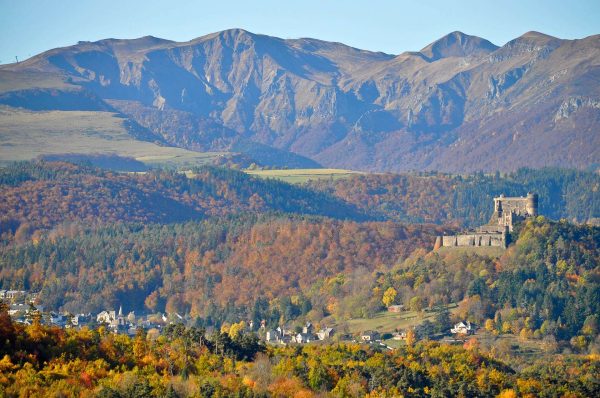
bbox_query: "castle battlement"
[492,192,538,232]
[435,193,539,250]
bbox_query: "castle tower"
[433,236,442,250]
[494,195,504,226]
[526,192,538,217]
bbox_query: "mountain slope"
[1,29,598,172]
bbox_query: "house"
[97,306,130,331]
[0,290,27,303]
[277,326,294,338]
[49,312,66,326]
[392,331,407,340]
[97,310,117,324]
[127,326,139,336]
[4,290,26,300]
[266,329,280,342]
[72,313,92,327]
[141,319,162,330]
[8,303,28,316]
[361,330,380,342]
[302,322,314,334]
[317,327,334,340]
[293,333,315,344]
[387,305,404,313]
[451,321,475,335]
[280,334,292,344]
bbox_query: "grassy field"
[0,107,226,168]
[0,70,72,92]
[327,304,460,337]
[329,308,552,361]
[244,168,362,183]
[475,331,546,361]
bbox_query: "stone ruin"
[435,193,538,249]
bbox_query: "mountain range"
[1,29,599,172]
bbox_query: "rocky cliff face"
[1,29,599,172]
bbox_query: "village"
[2,289,477,349]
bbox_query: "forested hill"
[0,161,366,237]
[0,162,598,242]
[0,161,598,348]
[0,207,597,344]
[309,168,600,226]
[0,214,443,317]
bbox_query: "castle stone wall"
[441,233,505,248]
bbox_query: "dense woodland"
[0,161,366,236]
[0,163,597,240]
[0,161,599,396]
[310,168,600,226]
[0,214,441,323]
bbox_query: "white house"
[293,332,315,344]
[451,321,475,335]
[317,327,334,340]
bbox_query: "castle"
[435,193,538,249]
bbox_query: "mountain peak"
[420,31,499,61]
[217,28,254,38]
[498,31,562,55]
[191,28,258,44]
[509,31,561,46]
[94,35,174,47]
[519,31,557,41]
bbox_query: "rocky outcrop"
[554,97,600,121]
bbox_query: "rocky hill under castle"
[1,29,599,172]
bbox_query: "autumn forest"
[0,161,599,397]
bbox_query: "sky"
[0,0,599,64]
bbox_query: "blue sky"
[0,0,599,64]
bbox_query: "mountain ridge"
[1,29,598,172]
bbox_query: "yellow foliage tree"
[406,329,416,347]
[228,321,246,339]
[382,287,397,307]
[497,389,517,398]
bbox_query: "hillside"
[2,318,598,397]
[0,194,597,345]
[309,168,600,225]
[0,162,365,234]
[0,160,598,392]
[0,162,597,331]
[0,106,225,168]
[0,214,442,316]
[1,30,599,172]
[0,162,597,238]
